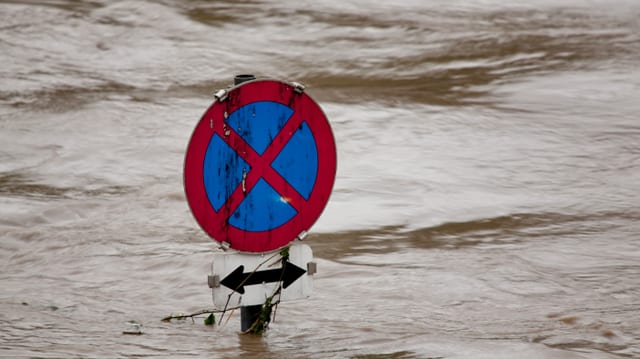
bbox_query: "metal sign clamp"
[207,274,220,289]
[213,89,228,102]
[291,81,305,94]
[306,262,317,275]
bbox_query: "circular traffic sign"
[184,80,337,252]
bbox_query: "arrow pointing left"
[220,262,307,294]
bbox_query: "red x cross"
[211,105,307,217]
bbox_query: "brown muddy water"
[1,0,640,358]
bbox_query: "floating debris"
[122,321,143,335]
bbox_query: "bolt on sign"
[184,79,337,253]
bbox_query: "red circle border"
[184,80,337,252]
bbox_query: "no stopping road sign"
[184,80,336,252]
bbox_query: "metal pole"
[240,305,263,332]
[234,74,256,85]
[234,73,260,332]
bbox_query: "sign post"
[184,74,336,332]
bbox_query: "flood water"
[1,0,640,358]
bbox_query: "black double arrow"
[220,262,307,294]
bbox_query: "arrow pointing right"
[220,262,307,294]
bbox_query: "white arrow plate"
[211,243,314,307]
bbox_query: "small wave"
[0,171,133,199]
[311,211,639,259]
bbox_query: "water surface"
[1,0,639,358]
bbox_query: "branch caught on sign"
[163,246,293,335]
[242,246,289,335]
[161,307,240,323]
[218,249,283,325]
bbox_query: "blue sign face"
[203,101,318,232]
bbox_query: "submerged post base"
[240,305,263,332]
